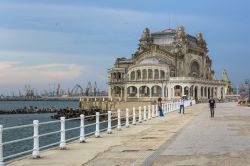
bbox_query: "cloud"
[0,61,87,85]
[0,61,21,70]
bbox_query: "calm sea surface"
[0,100,79,110]
[0,101,108,161]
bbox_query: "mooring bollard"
[0,125,4,166]
[117,109,121,130]
[132,107,136,125]
[151,105,155,118]
[148,105,151,120]
[59,117,66,149]
[126,108,129,128]
[107,111,112,134]
[32,120,40,158]
[138,106,142,123]
[80,114,85,143]
[143,106,147,121]
[95,112,100,137]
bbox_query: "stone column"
[161,84,164,97]
[121,87,123,101]
[149,86,152,98]
[137,86,140,98]
[172,87,174,98]
[198,86,201,99]
[181,86,184,97]
[168,87,171,100]
[124,85,127,101]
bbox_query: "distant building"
[108,26,227,101]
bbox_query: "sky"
[0,0,249,95]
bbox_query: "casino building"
[108,26,227,101]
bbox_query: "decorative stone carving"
[176,26,187,42]
[138,28,153,51]
[196,32,206,49]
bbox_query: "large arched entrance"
[151,85,162,97]
[139,86,150,97]
[174,85,182,97]
[113,86,122,97]
[127,86,137,97]
[184,86,189,97]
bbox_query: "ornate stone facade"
[108,26,226,101]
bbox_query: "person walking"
[158,97,164,117]
[179,96,185,114]
[209,97,216,118]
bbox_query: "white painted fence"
[0,100,195,166]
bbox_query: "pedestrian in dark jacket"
[209,97,216,118]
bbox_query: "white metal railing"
[0,100,195,165]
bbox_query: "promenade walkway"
[8,103,250,166]
[147,103,250,166]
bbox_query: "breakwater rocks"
[51,108,108,120]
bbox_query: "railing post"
[32,120,40,158]
[143,106,147,121]
[148,105,151,120]
[0,125,4,166]
[126,108,129,128]
[151,105,155,118]
[80,114,85,143]
[59,117,66,149]
[155,105,158,117]
[107,111,112,134]
[95,112,100,137]
[138,106,142,123]
[132,107,136,125]
[117,109,121,130]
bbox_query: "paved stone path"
[8,103,250,166]
[147,103,250,166]
[8,104,201,166]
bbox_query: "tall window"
[154,69,159,79]
[148,69,153,79]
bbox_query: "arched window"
[142,69,147,80]
[148,69,153,79]
[130,71,135,80]
[190,61,200,77]
[136,70,141,80]
[154,69,159,79]
[160,70,165,79]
